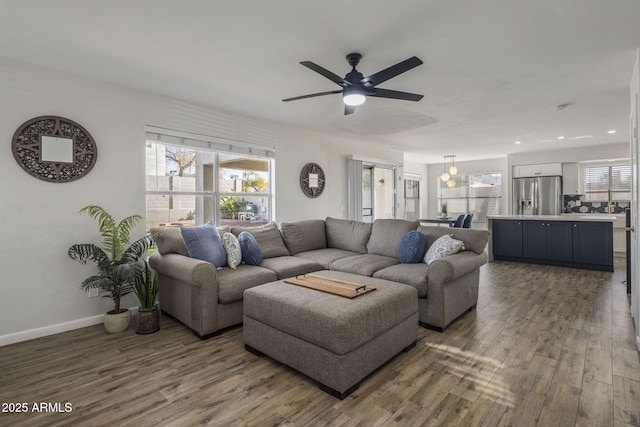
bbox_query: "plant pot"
[103,309,131,334]
[136,305,160,334]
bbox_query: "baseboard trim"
[0,307,137,347]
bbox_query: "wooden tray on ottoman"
[284,274,376,298]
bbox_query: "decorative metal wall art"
[12,116,97,182]
[299,162,325,198]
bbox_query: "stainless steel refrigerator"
[512,176,562,215]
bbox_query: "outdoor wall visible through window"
[145,134,273,231]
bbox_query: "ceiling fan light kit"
[343,91,366,106]
[283,53,424,115]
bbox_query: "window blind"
[584,163,630,201]
[145,126,275,158]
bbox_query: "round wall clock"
[299,162,325,198]
[12,116,97,183]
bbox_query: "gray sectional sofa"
[149,217,490,339]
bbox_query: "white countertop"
[487,214,618,222]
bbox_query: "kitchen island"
[487,215,617,272]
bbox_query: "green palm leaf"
[70,205,155,314]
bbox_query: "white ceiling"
[1,0,639,163]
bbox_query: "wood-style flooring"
[1,259,639,426]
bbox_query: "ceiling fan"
[282,53,424,115]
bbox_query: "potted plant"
[132,260,160,334]
[440,201,448,218]
[68,205,155,333]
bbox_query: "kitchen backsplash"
[563,195,629,214]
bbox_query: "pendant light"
[440,155,457,182]
[448,155,457,176]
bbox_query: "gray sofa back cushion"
[325,217,372,253]
[231,221,290,259]
[367,219,419,258]
[152,225,230,256]
[417,225,490,255]
[280,219,327,255]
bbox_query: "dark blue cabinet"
[523,221,547,259]
[492,219,612,271]
[572,222,613,267]
[492,220,523,257]
[523,221,573,262]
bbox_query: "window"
[404,178,420,221]
[438,172,502,223]
[583,162,631,202]
[145,128,274,231]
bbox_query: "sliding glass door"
[361,165,395,222]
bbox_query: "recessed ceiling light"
[555,104,571,111]
[515,141,521,145]
[558,136,565,140]
[608,130,617,134]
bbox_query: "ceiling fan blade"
[344,104,356,115]
[369,88,423,101]
[361,56,423,87]
[282,90,342,102]
[300,61,350,86]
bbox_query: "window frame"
[145,128,275,230]
[437,171,502,223]
[582,161,631,202]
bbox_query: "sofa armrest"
[149,252,222,338]
[149,252,218,288]
[428,251,488,287]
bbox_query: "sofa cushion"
[367,219,419,258]
[280,219,327,255]
[232,222,290,259]
[398,231,427,263]
[180,222,227,267]
[330,254,399,277]
[259,256,324,280]
[325,217,372,253]
[417,225,490,255]
[151,227,189,256]
[294,248,363,270]
[217,264,278,304]
[424,234,464,265]
[222,232,242,269]
[152,225,230,256]
[239,231,263,266]
[373,263,429,298]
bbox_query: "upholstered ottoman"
[243,270,418,399]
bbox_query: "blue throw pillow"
[398,230,427,264]
[238,231,262,265]
[180,222,227,267]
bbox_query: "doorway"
[362,165,396,222]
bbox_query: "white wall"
[508,143,630,167]
[0,58,403,344]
